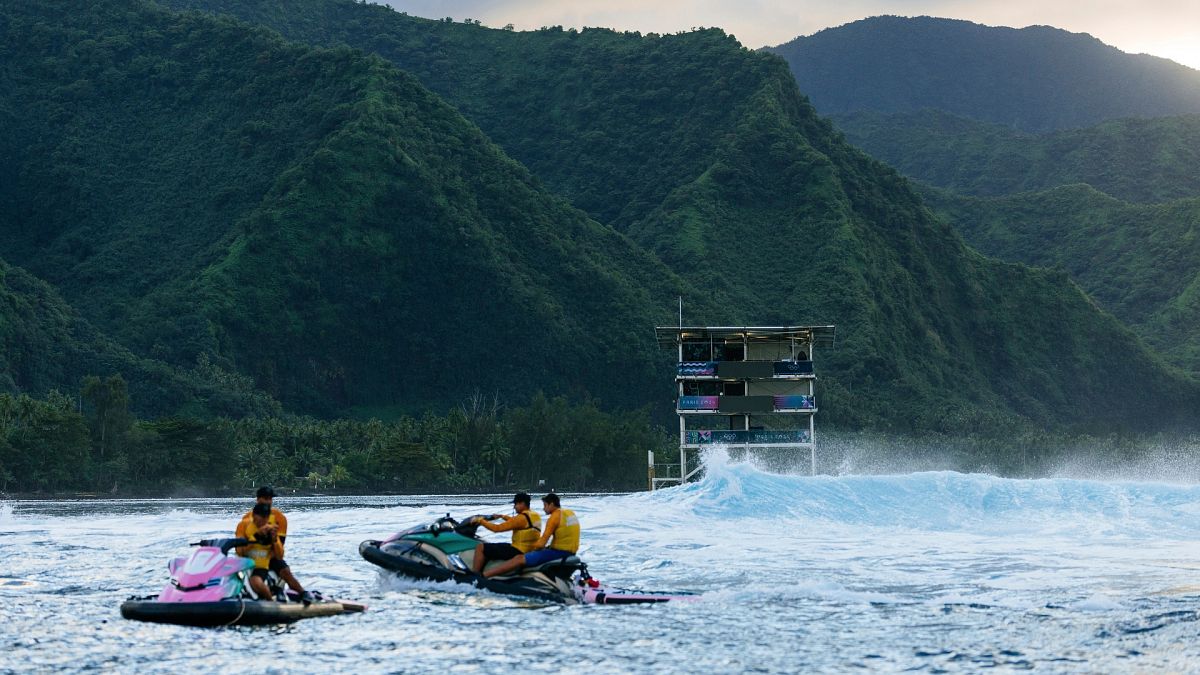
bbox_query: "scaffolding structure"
[650,325,835,489]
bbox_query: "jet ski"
[121,538,366,627]
[360,515,696,605]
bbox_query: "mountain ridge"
[767,15,1200,131]
[158,0,1200,432]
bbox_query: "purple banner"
[685,429,812,445]
[678,361,717,376]
[678,396,720,410]
[773,395,815,410]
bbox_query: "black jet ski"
[360,515,695,605]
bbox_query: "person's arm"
[274,509,288,545]
[532,511,560,550]
[235,518,249,556]
[270,536,285,560]
[481,514,530,533]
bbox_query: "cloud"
[379,0,1200,68]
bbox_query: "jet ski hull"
[362,517,695,606]
[360,540,578,603]
[120,597,366,627]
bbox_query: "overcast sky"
[380,0,1200,69]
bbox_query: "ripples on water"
[4,451,1200,672]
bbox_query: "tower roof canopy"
[654,325,835,349]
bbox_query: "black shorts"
[251,559,289,578]
[481,543,521,561]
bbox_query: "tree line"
[0,376,672,495]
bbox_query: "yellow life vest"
[242,514,279,569]
[549,508,580,553]
[511,510,542,553]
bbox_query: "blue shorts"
[524,549,572,567]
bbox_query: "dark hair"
[513,492,532,506]
[256,486,276,499]
[252,502,272,517]
[542,493,561,507]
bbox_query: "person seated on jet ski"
[237,486,312,603]
[469,492,542,575]
[237,502,313,603]
[482,493,579,579]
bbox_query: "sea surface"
[4,451,1200,672]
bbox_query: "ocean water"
[4,451,1200,672]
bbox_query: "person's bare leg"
[279,567,305,594]
[483,554,525,579]
[471,543,486,574]
[249,575,274,600]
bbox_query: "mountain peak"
[768,15,1200,131]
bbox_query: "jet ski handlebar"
[190,538,251,555]
[425,514,489,537]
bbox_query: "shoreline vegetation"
[0,375,672,497]
[4,376,1199,501]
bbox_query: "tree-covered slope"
[158,0,783,232]
[1,0,703,415]
[834,110,1200,203]
[160,0,1200,432]
[0,259,277,418]
[924,185,1200,374]
[186,58,703,413]
[766,16,1200,132]
[0,4,368,358]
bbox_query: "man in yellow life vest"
[235,486,312,603]
[469,492,542,575]
[482,493,579,578]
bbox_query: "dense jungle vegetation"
[0,0,702,417]
[766,16,1200,132]
[923,186,1200,375]
[834,110,1200,203]
[0,379,666,493]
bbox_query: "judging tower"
[651,325,835,489]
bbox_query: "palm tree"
[328,464,350,488]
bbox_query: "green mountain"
[924,185,1200,374]
[1,0,704,416]
[0,259,277,417]
[152,0,1200,432]
[766,16,1200,132]
[160,0,785,233]
[834,109,1200,203]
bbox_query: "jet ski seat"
[524,555,584,578]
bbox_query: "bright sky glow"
[380,0,1200,69]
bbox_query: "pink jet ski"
[121,538,365,627]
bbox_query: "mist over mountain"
[767,16,1200,132]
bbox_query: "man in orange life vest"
[236,486,313,603]
[470,492,542,575]
[482,493,579,578]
